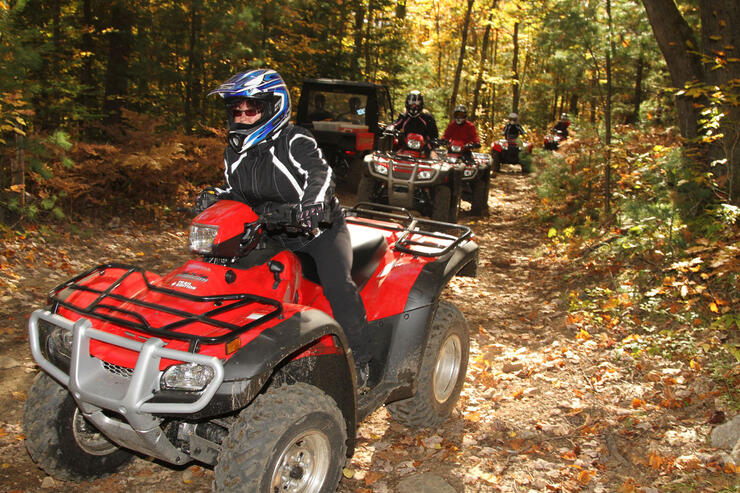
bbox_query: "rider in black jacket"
[503,113,526,140]
[200,69,371,385]
[388,90,439,155]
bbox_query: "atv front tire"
[356,175,376,204]
[215,383,347,493]
[387,301,469,428]
[432,186,452,222]
[469,174,489,216]
[23,373,133,481]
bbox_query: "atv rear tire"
[386,301,469,428]
[356,175,376,204]
[214,383,347,493]
[432,186,452,222]
[23,373,133,481]
[469,175,489,216]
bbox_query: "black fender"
[153,309,357,452]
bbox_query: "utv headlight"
[450,145,462,153]
[374,163,389,175]
[418,170,433,180]
[189,224,219,254]
[161,363,215,391]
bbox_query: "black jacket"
[391,111,439,141]
[217,124,337,219]
[503,123,525,140]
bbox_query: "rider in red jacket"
[443,104,480,146]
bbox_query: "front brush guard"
[29,309,225,465]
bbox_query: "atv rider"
[387,90,439,156]
[198,69,371,385]
[503,113,526,140]
[442,104,480,153]
[553,112,571,139]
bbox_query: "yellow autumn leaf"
[710,302,719,313]
[342,467,355,478]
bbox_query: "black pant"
[280,215,370,365]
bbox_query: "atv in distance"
[491,138,534,174]
[442,139,492,216]
[357,129,464,223]
[296,78,394,190]
[24,200,477,492]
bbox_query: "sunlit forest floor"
[0,166,737,492]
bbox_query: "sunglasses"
[232,107,262,118]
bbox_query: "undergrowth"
[534,124,740,410]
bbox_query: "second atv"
[24,200,477,492]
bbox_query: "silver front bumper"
[28,309,225,465]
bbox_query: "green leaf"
[41,197,55,210]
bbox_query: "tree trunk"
[511,22,520,114]
[351,1,365,80]
[185,1,203,132]
[103,1,134,123]
[698,0,740,202]
[627,52,644,124]
[604,0,613,220]
[640,0,704,141]
[642,0,740,204]
[569,94,578,116]
[449,0,475,113]
[472,9,495,120]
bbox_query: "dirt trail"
[0,169,733,492]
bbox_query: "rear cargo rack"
[345,202,473,258]
[48,262,282,351]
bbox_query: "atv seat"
[297,227,388,290]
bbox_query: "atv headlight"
[447,156,458,164]
[47,326,73,359]
[407,138,422,150]
[450,145,462,153]
[374,163,389,175]
[189,224,219,254]
[161,363,215,391]
[464,168,474,177]
[418,169,433,180]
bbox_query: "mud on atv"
[357,130,464,223]
[24,201,477,492]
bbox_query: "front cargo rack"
[345,202,473,258]
[48,262,283,351]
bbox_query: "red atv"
[444,139,492,216]
[24,200,477,492]
[491,138,534,174]
[543,128,566,151]
[357,129,464,223]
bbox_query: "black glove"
[195,187,223,214]
[297,203,327,233]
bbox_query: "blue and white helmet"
[209,69,291,152]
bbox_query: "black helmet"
[453,104,467,119]
[405,90,424,117]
